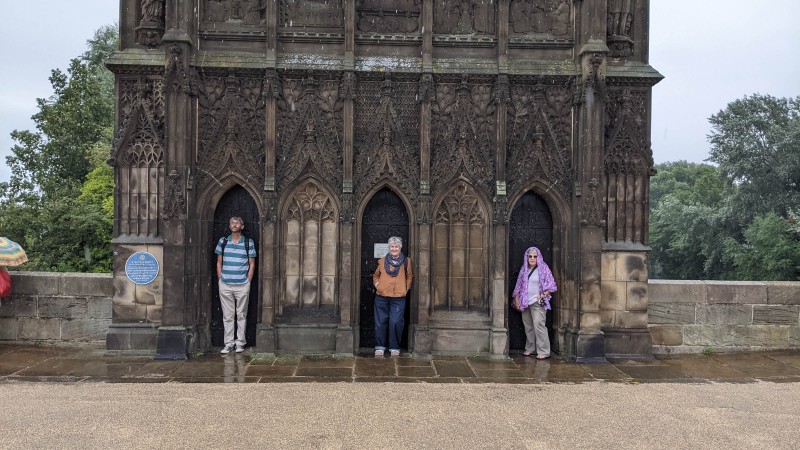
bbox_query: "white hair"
[387,236,403,248]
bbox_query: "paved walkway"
[1,344,800,448]
[1,343,799,384]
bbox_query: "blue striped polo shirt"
[215,235,256,285]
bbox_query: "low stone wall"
[0,272,112,343]
[3,273,799,354]
[648,280,800,354]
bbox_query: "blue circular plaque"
[125,251,160,285]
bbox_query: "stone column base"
[576,330,607,363]
[155,326,196,360]
[491,327,508,357]
[413,325,432,357]
[256,325,276,352]
[336,326,354,354]
[604,327,654,360]
[562,328,607,363]
[106,324,159,355]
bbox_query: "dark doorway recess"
[508,191,554,352]
[359,188,411,350]
[211,185,260,347]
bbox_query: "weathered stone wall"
[0,272,112,343]
[649,280,800,354]
[6,272,797,354]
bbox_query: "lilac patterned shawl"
[512,247,558,311]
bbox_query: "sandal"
[374,349,384,357]
[536,355,549,360]
[390,350,400,357]
[523,351,533,357]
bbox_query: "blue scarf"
[384,253,406,277]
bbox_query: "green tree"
[649,161,727,207]
[0,25,118,272]
[708,94,800,222]
[649,95,800,281]
[724,213,800,280]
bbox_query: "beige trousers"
[521,304,550,356]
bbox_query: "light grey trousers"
[521,304,550,356]
[219,280,250,346]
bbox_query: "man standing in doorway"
[215,216,256,354]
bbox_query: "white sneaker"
[221,344,235,354]
[235,344,245,353]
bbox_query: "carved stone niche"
[279,0,344,29]
[607,0,635,59]
[509,0,572,37]
[356,0,421,34]
[136,0,166,47]
[433,0,496,36]
[203,0,269,27]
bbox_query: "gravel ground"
[1,381,798,449]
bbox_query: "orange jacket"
[373,256,413,298]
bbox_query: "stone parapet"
[649,280,800,354]
[1,272,112,343]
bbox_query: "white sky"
[0,1,798,183]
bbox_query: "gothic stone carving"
[431,75,496,198]
[604,88,651,176]
[354,77,420,206]
[111,77,166,237]
[433,181,489,313]
[357,0,421,33]
[196,72,266,194]
[506,80,573,200]
[165,45,196,96]
[204,0,268,25]
[434,0,496,35]
[112,78,165,168]
[277,73,344,193]
[283,181,339,310]
[580,177,604,227]
[510,0,571,36]
[604,87,653,243]
[163,170,187,221]
[607,0,635,58]
[136,0,165,47]
[279,0,344,28]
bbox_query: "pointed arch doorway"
[359,188,411,351]
[211,185,260,347]
[508,190,554,352]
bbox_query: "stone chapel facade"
[107,0,661,361]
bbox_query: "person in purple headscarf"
[512,246,558,359]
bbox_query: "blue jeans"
[374,295,405,351]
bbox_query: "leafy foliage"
[650,95,800,281]
[0,25,118,272]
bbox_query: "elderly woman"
[372,236,413,357]
[512,246,557,359]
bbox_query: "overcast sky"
[1,1,798,183]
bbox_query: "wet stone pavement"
[1,343,799,384]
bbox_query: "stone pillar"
[337,71,356,354]
[492,75,510,357]
[257,69,281,353]
[414,74,435,355]
[571,0,610,362]
[155,0,196,359]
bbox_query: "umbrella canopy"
[0,237,28,267]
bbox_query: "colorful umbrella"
[0,237,28,267]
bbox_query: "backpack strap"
[220,237,228,260]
